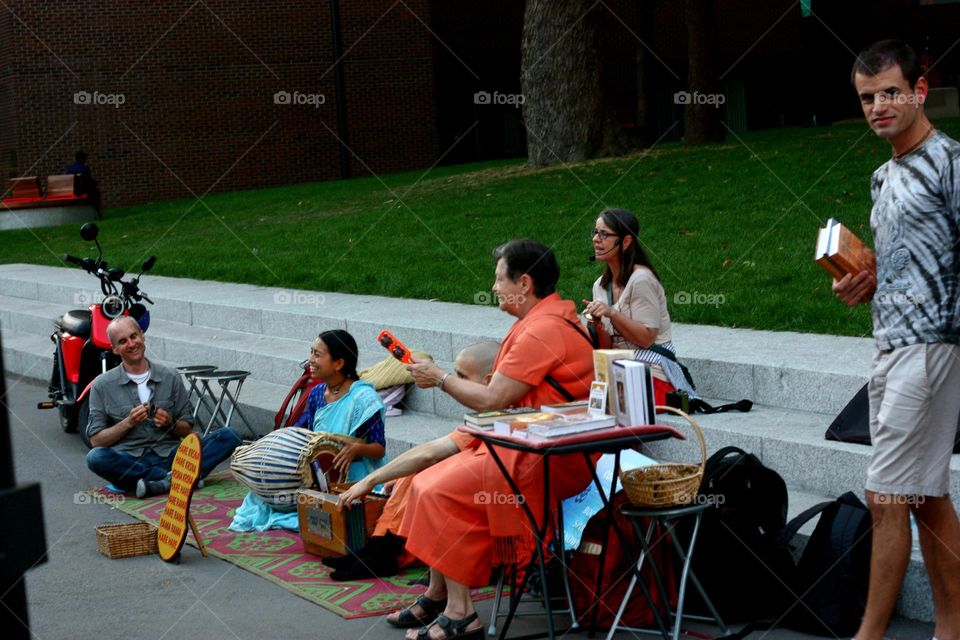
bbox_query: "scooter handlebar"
[63,254,95,272]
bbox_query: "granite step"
[648,405,960,505]
[0,291,464,417]
[0,326,465,458]
[0,264,872,415]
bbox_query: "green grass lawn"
[5,119,959,337]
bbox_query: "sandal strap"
[434,613,479,638]
[395,595,446,626]
[415,595,446,613]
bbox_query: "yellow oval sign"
[158,433,203,561]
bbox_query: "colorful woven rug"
[104,472,493,619]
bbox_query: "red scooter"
[38,222,155,447]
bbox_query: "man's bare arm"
[89,404,148,448]
[409,358,532,412]
[336,435,459,510]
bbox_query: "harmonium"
[297,487,387,557]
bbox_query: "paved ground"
[5,377,935,640]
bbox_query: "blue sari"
[310,380,387,482]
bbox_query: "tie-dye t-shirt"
[869,130,960,350]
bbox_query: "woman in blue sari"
[230,329,386,531]
[295,329,386,480]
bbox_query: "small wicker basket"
[96,522,158,559]
[620,405,706,507]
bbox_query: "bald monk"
[323,341,499,581]
[338,239,595,640]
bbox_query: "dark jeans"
[87,428,242,491]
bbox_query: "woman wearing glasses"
[583,207,696,404]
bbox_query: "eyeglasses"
[591,229,618,241]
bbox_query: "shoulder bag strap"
[543,375,576,402]
[776,501,833,547]
[543,318,594,400]
[646,342,678,362]
[562,318,596,348]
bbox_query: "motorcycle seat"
[56,309,91,339]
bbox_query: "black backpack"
[684,447,795,622]
[775,491,872,636]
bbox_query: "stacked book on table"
[463,407,541,430]
[465,401,616,442]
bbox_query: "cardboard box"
[297,488,387,557]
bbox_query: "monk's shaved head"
[454,341,499,384]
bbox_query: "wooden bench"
[2,174,89,210]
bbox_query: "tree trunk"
[635,0,656,146]
[521,0,605,167]
[684,0,723,144]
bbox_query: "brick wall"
[2,0,438,207]
[0,7,16,182]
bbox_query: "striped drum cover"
[231,427,318,510]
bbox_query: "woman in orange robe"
[339,239,596,640]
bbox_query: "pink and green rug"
[104,472,493,619]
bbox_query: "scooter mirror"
[142,256,156,272]
[79,223,99,241]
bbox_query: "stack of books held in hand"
[814,217,876,280]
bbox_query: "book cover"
[593,349,634,413]
[492,412,559,435]
[560,450,657,550]
[814,218,876,280]
[526,413,616,438]
[539,400,590,414]
[612,359,654,427]
[463,406,539,427]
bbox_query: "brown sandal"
[386,595,447,628]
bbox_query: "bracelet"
[438,373,450,391]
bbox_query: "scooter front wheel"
[78,399,92,449]
[58,403,78,433]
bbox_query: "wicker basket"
[96,522,158,559]
[620,405,706,507]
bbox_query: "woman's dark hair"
[492,238,559,299]
[597,208,660,288]
[850,39,921,88]
[318,329,360,380]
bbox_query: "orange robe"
[372,474,414,537]
[399,294,596,586]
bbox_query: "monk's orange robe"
[399,294,596,586]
